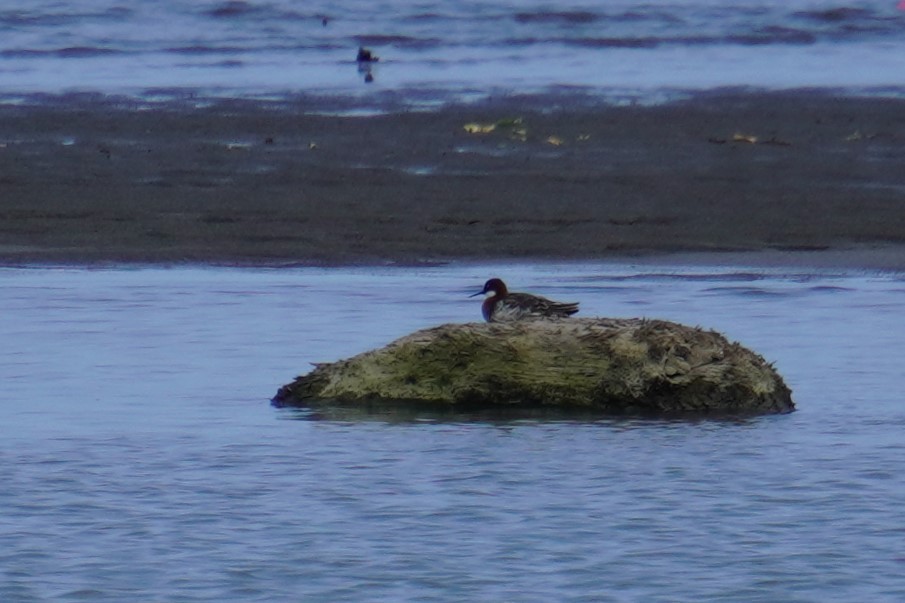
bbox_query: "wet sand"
[1,90,903,269]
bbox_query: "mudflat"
[1,90,903,268]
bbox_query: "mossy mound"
[272,318,794,415]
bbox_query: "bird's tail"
[553,302,580,316]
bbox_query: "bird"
[356,47,378,63]
[356,47,378,83]
[470,278,579,322]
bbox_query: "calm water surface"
[2,263,904,601]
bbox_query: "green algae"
[273,318,794,415]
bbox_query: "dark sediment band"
[1,90,903,268]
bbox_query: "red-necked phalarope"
[470,278,579,322]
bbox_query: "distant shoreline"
[1,90,903,270]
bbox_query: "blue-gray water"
[2,0,905,104]
[2,263,904,601]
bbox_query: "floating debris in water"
[463,117,525,137]
[732,133,758,144]
[463,123,496,134]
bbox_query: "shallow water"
[2,263,904,601]
[1,0,905,104]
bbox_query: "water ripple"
[1,264,904,601]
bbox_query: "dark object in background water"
[272,318,795,416]
[357,61,376,83]
[356,47,378,83]
[356,47,378,62]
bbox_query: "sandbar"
[1,90,903,270]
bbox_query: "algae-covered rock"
[272,318,794,415]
